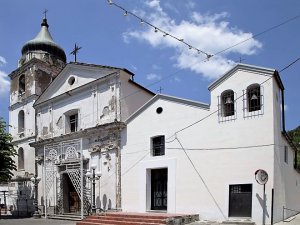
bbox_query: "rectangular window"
[152,136,165,156]
[284,146,288,164]
[70,114,78,133]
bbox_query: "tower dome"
[21,18,66,63]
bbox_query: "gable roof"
[34,62,134,107]
[208,63,284,91]
[125,94,209,124]
[69,61,135,76]
[128,79,155,96]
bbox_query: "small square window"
[284,146,288,164]
[152,136,165,156]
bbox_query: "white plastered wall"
[119,71,154,121]
[121,68,296,225]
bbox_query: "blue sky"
[0,0,299,130]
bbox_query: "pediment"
[34,63,120,106]
[208,63,276,91]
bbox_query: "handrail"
[283,206,300,222]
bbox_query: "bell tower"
[8,16,66,208]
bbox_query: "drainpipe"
[281,89,286,132]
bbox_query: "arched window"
[247,84,261,112]
[18,110,25,133]
[18,147,24,170]
[221,90,235,117]
[19,74,25,94]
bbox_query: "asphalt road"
[1,214,300,225]
[0,218,77,225]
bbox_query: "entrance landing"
[77,212,199,225]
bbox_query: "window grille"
[152,136,165,156]
[218,90,237,122]
[243,84,264,118]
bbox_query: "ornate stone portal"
[44,139,90,218]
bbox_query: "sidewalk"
[275,213,300,225]
[0,217,77,225]
[188,213,300,225]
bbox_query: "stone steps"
[77,212,199,225]
[86,216,166,224]
[47,213,84,221]
[221,221,255,225]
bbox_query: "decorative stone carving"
[48,149,57,161]
[65,146,77,159]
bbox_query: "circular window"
[156,107,163,114]
[68,76,76,85]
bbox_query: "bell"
[250,93,258,100]
[225,97,233,104]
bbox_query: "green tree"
[288,126,300,147]
[288,126,300,168]
[0,117,17,182]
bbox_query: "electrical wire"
[105,0,300,102]
[170,55,300,136]
[107,0,212,59]
[213,14,300,56]
[107,0,300,62]
[13,54,300,146]
[166,143,275,151]
[279,56,300,73]
[175,136,226,219]
[12,9,300,131]
[11,1,300,147]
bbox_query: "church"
[8,16,154,217]
[6,16,300,225]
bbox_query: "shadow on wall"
[256,193,269,222]
[9,178,35,217]
[96,196,101,210]
[99,194,112,211]
[120,128,127,150]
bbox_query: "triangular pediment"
[34,63,124,106]
[208,63,276,91]
[126,94,209,124]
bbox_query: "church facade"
[121,66,300,224]
[6,17,300,225]
[7,17,154,217]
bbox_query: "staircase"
[47,213,83,221]
[221,221,255,225]
[77,212,199,225]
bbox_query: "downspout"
[281,89,286,132]
[280,78,298,168]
